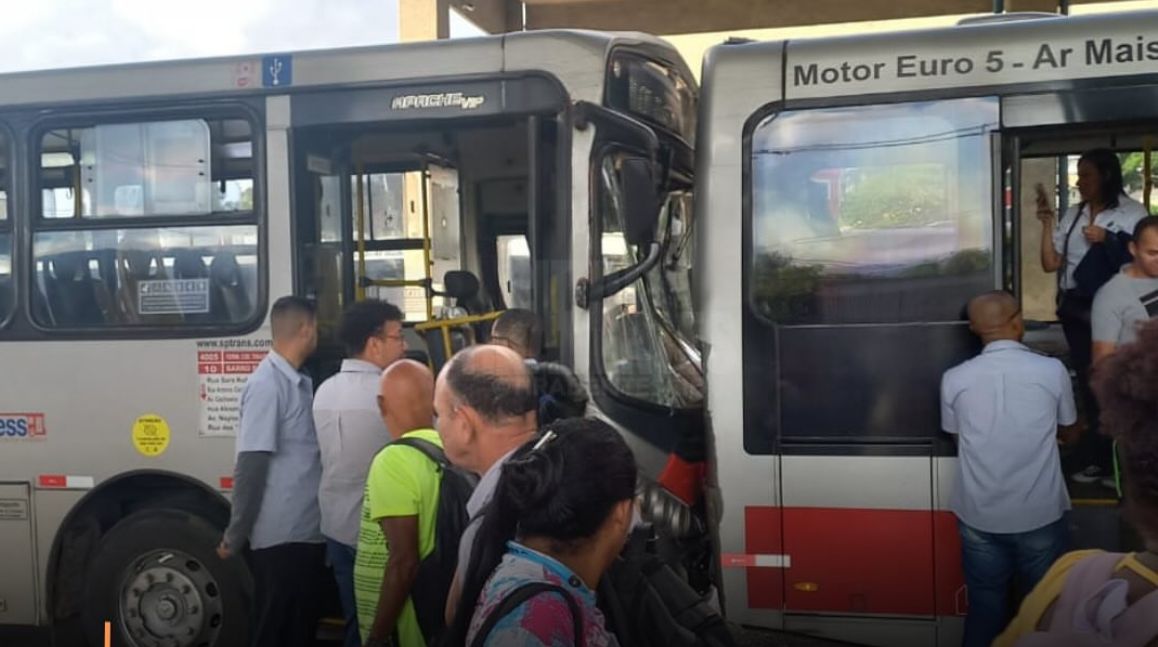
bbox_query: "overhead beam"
[523,0,1124,34]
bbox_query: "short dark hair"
[338,299,403,356]
[491,308,542,358]
[1133,215,1158,242]
[445,348,537,422]
[1079,148,1126,210]
[270,296,316,340]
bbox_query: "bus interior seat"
[442,269,493,343]
[209,252,251,323]
[43,252,109,327]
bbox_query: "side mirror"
[620,156,660,247]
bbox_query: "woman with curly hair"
[995,319,1158,646]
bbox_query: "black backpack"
[597,548,735,647]
[391,436,479,644]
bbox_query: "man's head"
[339,299,405,369]
[966,291,1023,344]
[434,345,538,474]
[1131,216,1158,279]
[270,296,318,360]
[378,359,435,439]
[489,309,542,360]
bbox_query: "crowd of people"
[215,303,662,647]
[943,148,1158,646]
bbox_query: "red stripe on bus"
[38,475,67,488]
[219,477,234,490]
[744,506,965,617]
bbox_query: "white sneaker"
[1100,476,1118,491]
[1071,465,1104,483]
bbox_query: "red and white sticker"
[38,474,95,490]
[721,553,792,568]
[197,338,270,437]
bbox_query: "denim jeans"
[326,538,360,647]
[958,516,1069,647]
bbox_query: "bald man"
[941,291,1079,647]
[434,344,538,622]
[354,360,443,647]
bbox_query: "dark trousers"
[326,538,360,647]
[250,542,326,647]
[959,516,1069,647]
[1059,298,1113,471]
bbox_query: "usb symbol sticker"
[262,55,292,88]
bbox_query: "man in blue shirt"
[218,296,324,647]
[941,290,1080,647]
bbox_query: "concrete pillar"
[400,0,450,42]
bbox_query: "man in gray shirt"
[433,345,538,623]
[1093,215,1158,364]
[217,296,324,647]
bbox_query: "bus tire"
[81,508,251,647]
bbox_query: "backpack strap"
[470,582,584,647]
[392,436,450,470]
[1047,551,1122,630]
[1058,202,1086,297]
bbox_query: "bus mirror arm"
[576,242,662,308]
[574,101,660,159]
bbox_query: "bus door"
[1004,118,1158,548]
[745,97,1000,645]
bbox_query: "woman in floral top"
[444,418,637,647]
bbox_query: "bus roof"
[703,9,1158,104]
[0,29,691,108]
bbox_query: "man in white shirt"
[941,291,1080,647]
[313,299,406,647]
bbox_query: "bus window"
[750,98,998,326]
[0,131,10,324]
[598,153,696,408]
[33,115,259,329]
[496,234,531,309]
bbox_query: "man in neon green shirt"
[354,359,440,647]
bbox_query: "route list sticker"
[197,338,270,437]
[132,414,171,457]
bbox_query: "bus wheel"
[82,509,250,647]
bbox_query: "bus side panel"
[779,456,936,616]
[0,482,37,625]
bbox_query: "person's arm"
[1037,185,1063,273]
[218,451,271,557]
[940,373,959,437]
[367,515,421,644]
[446,516,481,624]
[1090,286,1120,366]
[445,568,463,626]
[1056,361,1080,446]
[218,380,280,558]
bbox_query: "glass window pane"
[40,118,253,219]
[32,225,258,327]
[598,154,699,408]
[0,232,11,322]
[750,98,998,325]
[360,250,440,322]
[497,235,531,309]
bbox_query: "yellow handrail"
[413,311,504,367]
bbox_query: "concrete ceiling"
[451,0,1124,35]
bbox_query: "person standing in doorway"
[1092,216,1158,364]
[313,299,406,647]
[941,291,1080,647]
[217,296,326,647]
[1036,148,1147,485]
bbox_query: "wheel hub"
[118,550,223,647]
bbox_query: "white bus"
[699,8,1158,647]
[0,31,704,647]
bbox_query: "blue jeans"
[326,538,360,647]
[958,516,1069,647]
